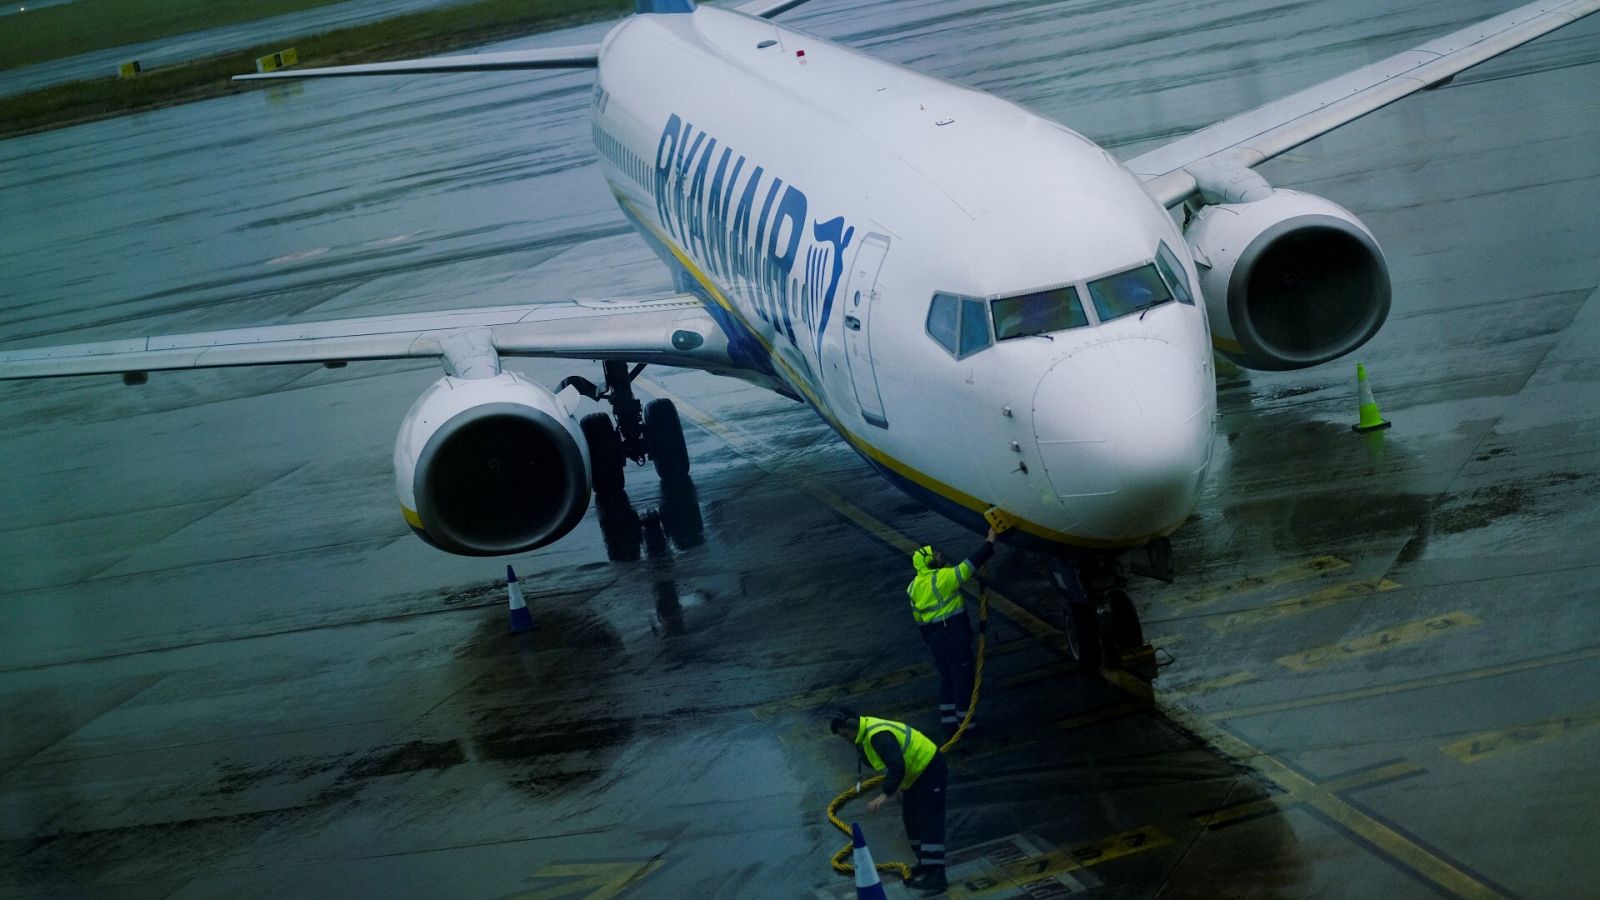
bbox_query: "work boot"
[906,868,947,894]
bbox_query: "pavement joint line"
[640,375,1498,897]
[1163,701,1504,899]
[1163,671,1258,701]
[1208,642,1600,722]
[0,583,609,675]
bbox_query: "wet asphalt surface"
[2,1,1599,897]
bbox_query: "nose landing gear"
[1052,545,1163,685]
[563,360,690,498]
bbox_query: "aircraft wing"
[233,45,599,81]
[1127,0,1600,208]
[0,295,734,381]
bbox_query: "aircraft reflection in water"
[593,474,706,636]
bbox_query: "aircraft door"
[843,233,891,428]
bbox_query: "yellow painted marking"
[511,859,662,899]
[1208,578,1403,633]
[1194,760,1423,829]
[1162,699,1504,899]
[401,506,423,529]
[1277,611,1482,672]
[1211,644,1600,722]
[1198,795,1289,828]
[1165,556,1349,608]
[635,364,1501,898]
[952,826,1173,897]
[1165,671,1258,700]
[1442,710,1600,765]
[1058,704,1143,731]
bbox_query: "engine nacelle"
[1186,189,1390,371]
[394,372,590,556]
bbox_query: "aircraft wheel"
[644,398,690,480]
[582,412,625,498]
[1097,589,1144,669]
[1064,600,1101,672]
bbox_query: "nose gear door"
[843,232,891,428]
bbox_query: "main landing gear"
[562,360,690,499]
[1052,539,1171,684]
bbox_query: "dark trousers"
[902,751,949,872]
[922,614,975,736]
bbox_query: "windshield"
[991,286,1088,340]
[1086,264,1173,322]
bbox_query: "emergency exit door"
[843,233,890,429]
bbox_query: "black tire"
[1064,600,1101,672]
[644,398,690,480]
[1097,589,1144,669]
[581,413,625,498]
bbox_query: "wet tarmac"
[3,1,1599,897]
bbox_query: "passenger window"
[1087,264,1172,322]
[926,293,959,354]
[1154,243,1194,305]
[959,298,991,358]
[991,286,1087,340]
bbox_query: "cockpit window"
[926,293,960,354]
[991,285,1088,341]
[927,292,993,359]
[1154,242,1194,305]
[1087,264,1172,322]
[959,297,992,357]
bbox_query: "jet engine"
[1186,189,1390,371]
[394,372,590,556]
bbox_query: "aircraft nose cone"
[1032,337,1212,540]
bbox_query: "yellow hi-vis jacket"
[906,547,974,625]
[856,716,938,790]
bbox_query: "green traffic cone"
[1353,363,1391,432]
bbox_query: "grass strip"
[1,0,358,71]
[0,0,631,140]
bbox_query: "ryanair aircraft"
[4,0,1596,667]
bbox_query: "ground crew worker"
[908,527,996,739]
[831,713,950,894]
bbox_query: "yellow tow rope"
[826,579,991,880]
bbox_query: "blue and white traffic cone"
[506,565,537,633]
[851,822,888,900]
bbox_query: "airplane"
[3,0,1597,672]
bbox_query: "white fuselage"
[590,7,1215,552]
